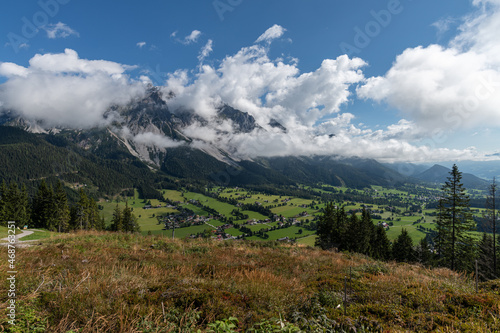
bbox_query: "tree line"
[0,179,139,233]
[316,165,499,281]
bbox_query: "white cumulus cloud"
[158,24,494,163]
[255,24,286,43]
[358,0,500,134]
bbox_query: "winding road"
[1,230,41,248]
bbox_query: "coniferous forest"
[315,165,500,281]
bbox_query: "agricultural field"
[98,184,492,245]
[99,189,180,235]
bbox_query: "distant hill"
[160,148,406,188]
[414,164,489,189]
[383,162,431,177]
[450,160,500,180]
[259,156,406,188]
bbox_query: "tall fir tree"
[54,181,70,232]
[415,237,433,267]
[483,178,498,277]
[345,213,362,253]
[70,189,103,231]
[315,202,336,250]
[19,184,30,226]
[332,206,348,250]
[110,204,123,231]
[360,208,375,256]
[87,197,103,230]
[72,189,89,230]
[371,224,391,260]
[436,164,475,271]
[122,202,140,233]
[392,229,414,262]
[0,181,29,227]
[477,233,496,280]
[31,180,57,230]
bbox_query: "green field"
[247,225,316,241]
[0,227,56,242]
[18,229,57,241]
[297,234,318,246]
[183,191,269,222]
[97,184,490,246]
[99,189,179,235]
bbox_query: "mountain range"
[0,87,493,195]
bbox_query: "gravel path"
[0,230,39,248]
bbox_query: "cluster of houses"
[210,224,238,240]
[243,215,305,227]
[161,212,213,230]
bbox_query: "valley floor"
[98,184,489,246]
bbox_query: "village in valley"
[98,183,489,246]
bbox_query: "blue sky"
[1,0,500,163]
[0,1,472,74]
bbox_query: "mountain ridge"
[0,88,489,192]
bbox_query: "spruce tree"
[345,213,361,253]
[111,204,123,232]
[2,182,30,227]
[360,208,375,256]
[32,180,57,230]
[19,184,30,227]
[483,178,498,277]
[333,206,348,250]
[122,202,140,233]
[71,189,89,230]
[415,237,433,266]
[315,202,336,250]
[54,181,70,232]
[477,233,495,280]
[371,224,391,260]
[392,229,414,262]
[436,164,475,271]
[87,197,103,230]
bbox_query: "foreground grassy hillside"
[1,232,500,332]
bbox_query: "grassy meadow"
[1,231,499,332]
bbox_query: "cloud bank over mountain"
[1,1,500,165]
[0,49,144,128]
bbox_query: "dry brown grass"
[0,232,499,332]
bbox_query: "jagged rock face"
[269,118,287,133]
[218,105,260,133]
[0,86,285,168]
